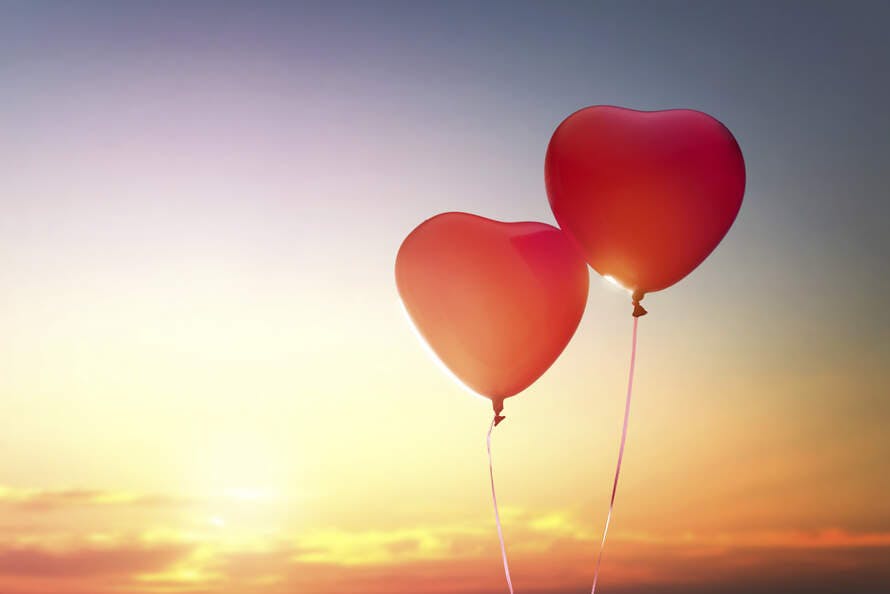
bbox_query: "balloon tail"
[632,291,648,317]
[487,416,515,594]
[493,398,506,426]
[591,315,639,594]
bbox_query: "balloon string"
[591,315,639,594]
[487,416,515,594]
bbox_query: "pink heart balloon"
[396,212,589,413]
[546,106,746,308]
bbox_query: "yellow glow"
[223,488,274,502]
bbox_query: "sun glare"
[224,488,273,502]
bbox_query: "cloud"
[0,501,887,594]
[290,525,487,565]
[0,542,191,578]
[198,511,890,594]
[0,486,190,512]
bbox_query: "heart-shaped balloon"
[546,106,745,303]
[395,212,589,414]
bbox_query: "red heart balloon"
[546,106,745,302]
[395,212,589,413]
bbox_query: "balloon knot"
[631,291,647,317]
[492,399,506,426]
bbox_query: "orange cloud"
[0,543,191,578]
[0,496,887,594]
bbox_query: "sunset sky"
[1,1,889,593]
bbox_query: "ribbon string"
[591,315,639,594]
[487,416,515,594]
